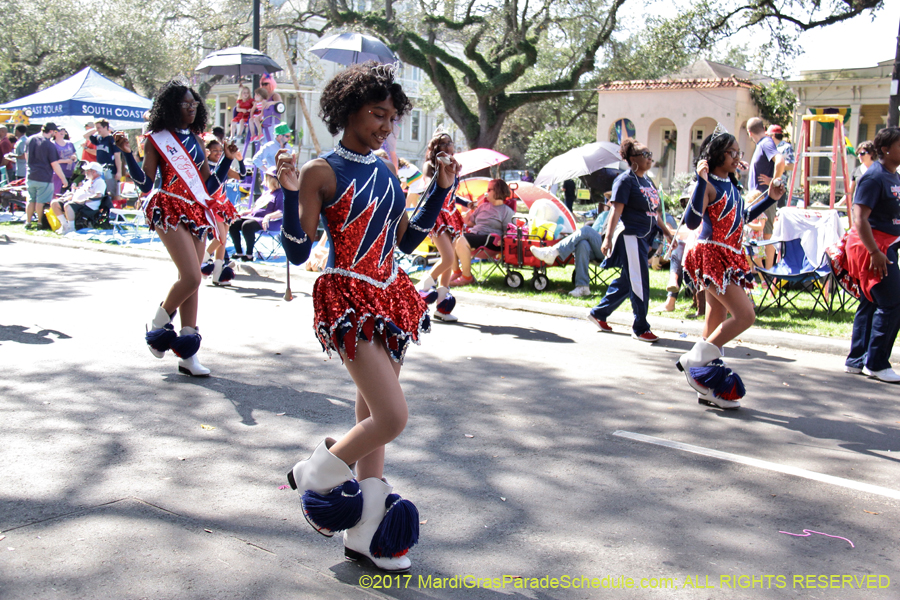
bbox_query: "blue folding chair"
[750,237,834,318]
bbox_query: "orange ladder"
[787,114,853,226]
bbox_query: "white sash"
[148,130,220,240]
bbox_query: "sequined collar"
[709,173,730,182]
[175,128,191,135]
[335,142,377,164]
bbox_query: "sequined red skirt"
[313,267,430,363]
[431,209,464,242]
[144,189,215,240]
[207,194,238,224]
[683,240,754,295]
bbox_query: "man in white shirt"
[50,162,106,233]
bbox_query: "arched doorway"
[609,118,636,144]
[648,118,677,190]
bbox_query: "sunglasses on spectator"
[725,150,745,159]
[632,150,652,159]
[179,101,200,109]
[858,150,868,156]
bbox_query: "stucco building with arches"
[595,60,769,191]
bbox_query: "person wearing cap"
[24,122,68,229]
[49,161,106,234]
[83,118,122,202]
[228,167,283,260]
[767,124,794,204]
[530,193,611,297]
[747,118,785,269]
[251,122,293,173]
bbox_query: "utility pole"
[890,18,900,128]
[252,0,261,92]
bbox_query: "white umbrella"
[309,32,398,66]
[195,46,282,77]
[535,142,621,187]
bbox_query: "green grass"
[459,259,857,340]
[4,219,858,339]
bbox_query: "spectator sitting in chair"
[50,162,105,234]
[530,193,611,297]
[229,167,283,261]
[450,178,515,287]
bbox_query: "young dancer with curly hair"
[677,126,784,408]
[278,62,458,572]
[589,138,674,342]
[417,131,462,321]
[115,80,241,376]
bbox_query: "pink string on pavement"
[779,529,854,548]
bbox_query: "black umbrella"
[195,46,282,77]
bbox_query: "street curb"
[7,231,851,356]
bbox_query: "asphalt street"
[2,238,898,600]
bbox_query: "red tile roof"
[597,76,754,92]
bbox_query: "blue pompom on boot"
[343,478,417,573]
[287,438,363,537]
[146,305,177,359]
[433,286,458,322]
[173,326,210,377]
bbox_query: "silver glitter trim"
[283,229,308,244]
[334,143,377,165]
[709,173,730,182]
[408,222,431,233]
[321,261,399,290]
[159,189,196,205]
[694,239,743,254]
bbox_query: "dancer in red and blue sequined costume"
[116,80,239,377]
[278,63,458,573]
[677,128,783,410]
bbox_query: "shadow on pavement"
[0,324,72,345]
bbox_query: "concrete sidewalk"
[4,230,851,356]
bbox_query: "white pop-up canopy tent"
[0,67,152,131]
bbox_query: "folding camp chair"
[254,226,284,261]
[585,259,620,288]
[753,207,850,318]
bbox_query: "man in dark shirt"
[25,122,68,229]
[83,118,122,201]
[747,117,785,268]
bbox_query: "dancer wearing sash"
[417,130,462,321]
[115,80,238,377]
[278,63,458,572]
[677,125,784,408]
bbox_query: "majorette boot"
[432,286,458,322]
[343,478,418,573]
[675,340,722,394]
[172,326,211,377]
[210,259,235,286]
[677,341,743,409]
[287,438,363,537]
[145,305,176,359]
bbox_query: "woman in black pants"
[230,169,283,260]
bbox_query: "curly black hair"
[319,61,412,136]
[146,80,208,134]
[423,132,453,177]
[695,132,740,188]
[873,126,900,159]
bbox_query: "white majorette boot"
[696,388,741,410]
[433,286,458,322]
[172,326,211,377]
[675,340,722,394]
[343,478,418,573]
[145,305,176,358]
[287,438,363,537]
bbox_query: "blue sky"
[793,2,899,73]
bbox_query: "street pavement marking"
[613,430,900,501]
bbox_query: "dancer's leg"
[329,337,407,478]
[702,289,727,340]
[156,226,206,328]
[705,284,755,348]
[212,222,227,260]
[429,232,456,286]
